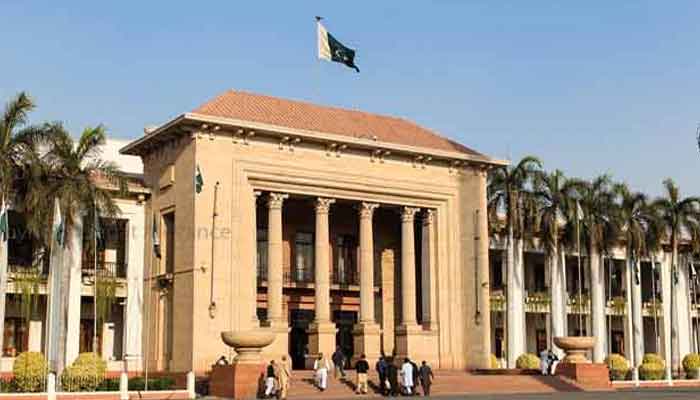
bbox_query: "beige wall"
[139,125,492,373]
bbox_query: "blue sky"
[2,1,700,196]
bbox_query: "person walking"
[264,360,278,398]
[539,349,550,375]
[418,361,434,396]
[387,358,399,397]
[277,356,291,399]
[375,356,388,395]
[332,346,346,379]
[354,353,370,394]
[314,353,331,391]
[400,358,415,395]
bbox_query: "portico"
[121,90,504,374]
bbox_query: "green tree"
[652,178,700,374]
[0,92,55,360]
[25,125,126,377]
[487,155,542,367]
[532,169,578,346]
[574,175,620,361]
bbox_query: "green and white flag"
[195,164,204,194]
[53,198,65,248]
[317,17,360,72]
[0,201,8,242]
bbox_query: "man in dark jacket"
[376,356,388,395]
[418,361,434,396]
[355,353,370,394]
[387,357,399,397]
[332,346,346,379]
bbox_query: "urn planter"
[553,336,596,364]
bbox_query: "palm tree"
[575,175,620,362]
[533,169,577,353]
[25,125,125,377]
[615,183,649,375]
[652,178,700,374]
[488,156,542,367]
[0,92,55,359]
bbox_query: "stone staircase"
[286,369,589,399]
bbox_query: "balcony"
[82,261,127,279]
[332,268,358,286]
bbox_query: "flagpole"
[576,201,583,335]
[93,199,99,355]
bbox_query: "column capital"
[315,197,336,214]
[422,209,435,226]
[358,202,379,219]
[267,193,289,209]
[401,206,420,223]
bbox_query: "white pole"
[93,201,98,354]
[576,202,583,334]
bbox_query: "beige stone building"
[121,90,505,375]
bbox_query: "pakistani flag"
[53,199,65,248]
[317,17,360,72]
[152,213,161,258]
[195,164,204,194]
[94,206,104,250]
[0,201,8,242]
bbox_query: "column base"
[261,321,290,361]
[352,322,381,364]
[306,321,337,369]
[209,363,266,399]
[395,323,423,362]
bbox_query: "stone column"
[629,258,644,370]
[266,193,289,357]
[507,239,526,368]
[421,210,438,330]
[672,254,692,369]
[590,249,607,363]
[353,202,381,362]
[660,251,673,381]
[64,211,84,367]
[124,211,144,371]
[396,206,422,360]
[307,198,336,367]
[549,250,567,359]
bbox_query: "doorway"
[289,310,313,370]
[334,311,357,365]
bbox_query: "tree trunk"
[506,227,525,367]
[0,198,7,360]
[589,242,606,362]
[549,243,567,358]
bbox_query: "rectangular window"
[334,235,357,285]
[163,213,175,274]
[294,232,314,282]
[257,228,268,283]
[3,318,28,356]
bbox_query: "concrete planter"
[554,336,596,364]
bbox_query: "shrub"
[490,354,500,369]
[515,353,540,369]
[128,377,175,391]
[639,362,664,381]
[96,378,120,391]
[642,353,665,367]
[683,353,700,379]
[13,352,47,392]
[61,352,107,392]
[604,354,629,381]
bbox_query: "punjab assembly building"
[120,90,505,375]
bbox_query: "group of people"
[313,347,434,397]
[263,356,292,399]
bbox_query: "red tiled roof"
[191,90,482,156]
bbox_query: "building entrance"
[334,310,357,363]
[289,309,313,370]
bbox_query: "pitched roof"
[191,90,482,156]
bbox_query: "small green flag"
[53,199,65,248]
[94,207,104,250]
[0,203,8,242]
[195,164,204,194]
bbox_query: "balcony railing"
[82,261,127,279]
[332,268,359,286]
[284,270,313,285]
